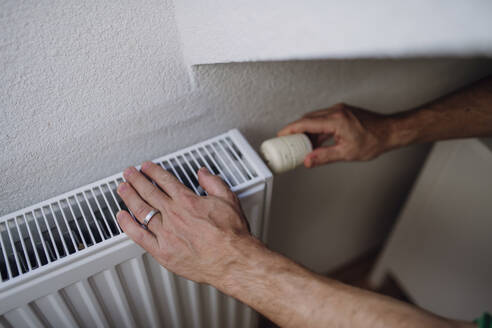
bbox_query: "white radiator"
[0,129,273,328]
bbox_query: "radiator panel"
[0,129,273,328]
[1,255,262,328]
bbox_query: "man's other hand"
[278,103,392,167]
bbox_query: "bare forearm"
[217,238,324,327]
[216,237,472,328]
[386,76,492,150]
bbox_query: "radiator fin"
[35,292,79,328]
[64,279,110,328]
[3,304,45,328]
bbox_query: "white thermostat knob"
[260,134,313,174]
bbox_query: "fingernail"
[199,167,210,174]
[141,161,152,170]
[117,183,127,193]
[123,167,136,178]
[116,211,123,220]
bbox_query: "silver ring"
[143,209,159,227]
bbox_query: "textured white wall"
[174,0,492,65]
[1,0,491,272]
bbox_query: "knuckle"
[135,204,149,218]
[158,249,173,264]
[341,149,356,161]
[223,195,241,214]
[297,118,308,125]
[181,193,199,207]
[344,154,354,161]
[163,170,177,181]
[131,229,146,245]
[331,108,345,119]
[142,186,158,200]
[288,122,300,131]
[159,169,171,179]
[230,192,240,205]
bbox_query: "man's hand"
[278,103,393,167]
[279,77,492,169]
[116,162,258,286]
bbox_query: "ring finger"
[117,182,162,230]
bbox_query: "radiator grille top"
[0,130,264,285]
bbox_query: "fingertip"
[123,166,137,179]
[198,167,210,175]
[141,161,153,170]
[116,210,129,220]
[117,182,128,194]
[308,145,343,166]
[197,167,210,185]
[304,155,315,168]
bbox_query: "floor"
[258,247,413,327]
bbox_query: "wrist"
[212,235,268,293]
[215,235,302,299]
[383,111,422,150]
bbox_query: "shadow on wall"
[267,142,432,273]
